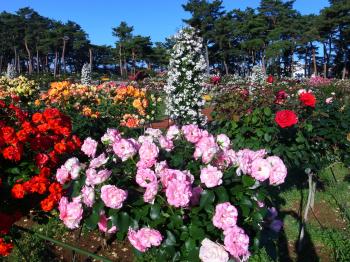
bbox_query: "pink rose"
[182,124,203,143]
[213,202,238,230]
[199,238,229,262]
[89,153,108,169]
[85,168,111,186]
[145,128,162,138]
[139,141,159,162]
[266,156,287,185]
[81,186,95,207]
[159,169,193,189]
[166,125,180,140]
[154,161,168,175]
[194,135,219,164]
[325,97,333,104]
[159,135,174,152]
[113,138,137,161]
[251,158,271,182]
[136,168,157,188]
[216,134,230,150]
[58,197,83,229]
[200,165,223,188]
[136,158,156,169]
[81,137,98,158]
[128,227,163,252]
[143,183,158,204]
[166,178,192,208]
[101,128,121,145]
[236,149,267,176]
[101,185,127,209]
[98,212,117,233]
[56,165,70,184]
[223,226,250,259]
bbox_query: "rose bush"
[57,124,287,261]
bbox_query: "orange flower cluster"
[114,85,149,116]
[120,114,141,128]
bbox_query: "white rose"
[199,238,229,262]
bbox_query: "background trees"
[0,1,349,78]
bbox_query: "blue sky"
[1,0,329,46]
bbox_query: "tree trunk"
[89,48,93,69]
[223,59,228,75]
[132,49,136,75]
[17,55,21,74]
[342,51,347,80]
[54,51,58,78]
[24,39,33,74]
[204,40,210,75]
[311,44,317,76]
[45,54,49,73]
[119,45,123,77]
[261,49,266,75]
[36,48,39,74]
[13,47,17,69]
[123,55,127,77]
[61,39,67,74]
[323,43,327,77]
[0,55,3,73]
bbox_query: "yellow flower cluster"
[0,76,38,97]
[114,85,149,116]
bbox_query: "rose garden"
[0,1,350,261]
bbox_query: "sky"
[0,0,329,46]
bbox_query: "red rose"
[275,110,298,128]
[0,100,5,108]
[0,238,14,256]
[267,75,274,84]
[32,113,44,124]
[299,92,316,107]
[35,153,49,167]
[2,144,22,161]
[11,184,25,199]
[1,127,16,144]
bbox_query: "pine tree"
[81,63,91,85]
[165,27,207,126]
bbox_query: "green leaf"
[264,133,272,142]
[214,187,229,202]
[164,230,176,246]
[264,107,272,116]
[150,204,161,220]
[199,190,215,209]
[189,224,205,240]
[85,212,99,230]
[242,175,255,187]
[117,212,130,233]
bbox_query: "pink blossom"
[325,97,333,104]
[154,161,168,176]
[251,158,271,182]
[200,165,223,188]
[58,197,83,229]
[145,128,162,138]
[136,158,157,169]
[165,178,192,208]
[143,183,158,204]
[194,135,219,164]
[98,212,117,233]
[81,137,98,158]
[56,165,70,184]
[63,158,81,180]
[101,128,121,145]
[127,227,163,252]
[138,135,154,144]
[136,168,157,188]
[213,202,238,230]
[101,185,127,209]
[236,149,267,175]
[199,238,229,262]
[166,125,180,140]
[113,138,137,161]
[89,153,108,169]
[182,124,203,143]
[85,168,111,186]
[159,169,193,189]
[159,135,174,152]
[216,134,230,150]
[139,141,159,162]
[223,226,250,259]
[81,186,95,207]
[266,156,287,185]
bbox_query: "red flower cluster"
[0,103,80,212]
[275,90,288,105]
[299,92,316,108]
[275,110,298,128]
[211,76,221,85]
[0,238,13,257]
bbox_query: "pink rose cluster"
[58,197,83,229]
[127,227,163,252]
[210,202,250,261]
[236,149,287,185]
[56,157,82,184]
